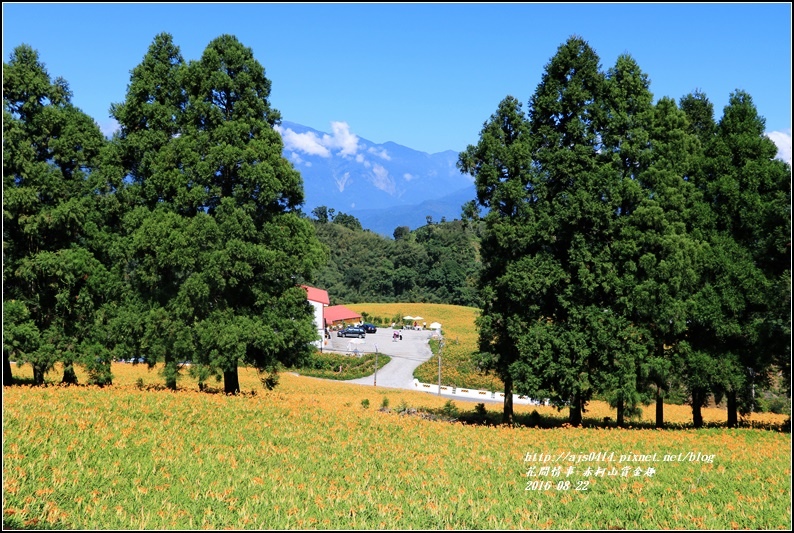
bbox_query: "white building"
[302,285,329,350]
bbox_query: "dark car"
[362,323,377,333]
[337,326,366,338]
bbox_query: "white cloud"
[403,173,417,181]
[767,129,792,167]
[276,121,362,159]
[323,121,360,157]
[277,126,331,157]
[99,118,120,138]
[368,146,391,160]
[289,152,312,167]
[334,171,351,193]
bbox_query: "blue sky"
[3,3,791,163]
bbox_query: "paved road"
[322,326,436,389]
[320,326,537,407]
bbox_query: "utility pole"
[374,345,378,387]
[437,340,444,396]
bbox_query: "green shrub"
[293,353,390,380]
[441,400,459,417]
[396,400,409,413]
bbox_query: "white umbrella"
[429,322,442,330]
[413,316,424,321]
[403,316,414,321]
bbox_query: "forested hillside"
[310,209,482,307]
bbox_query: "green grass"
[2,367,791,530]
[290,352,390,380]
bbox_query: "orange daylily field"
[3,303,791,530]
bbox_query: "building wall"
[308,299,325,349]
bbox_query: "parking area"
[322,326,438,389]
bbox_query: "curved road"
[321,326,515,405]
[322,326,436,389]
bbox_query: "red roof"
[324,305,362,324]
[302,285,329,305]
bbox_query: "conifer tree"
[685,90,791,426]
[3,44,113,385]
[112,34,326,393]
[109,33,192,389]
[458,95,533,424]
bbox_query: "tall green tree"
[109,33,192,389]
[458,95,533,424]
[523,36,613,426]
[597,53,656,427]
[685,90,791,426]
[461,37,624,426]
[111,34,326,393]
[598,53,711,430]
[3,44,114,386]
[615,94,706,428]
[180,34,327,393]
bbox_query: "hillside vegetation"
[312,216,482,308]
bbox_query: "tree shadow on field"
[3,516,66,530]
[192,384,258,397]
[4,379,106,389]
[4,376,41,386]
[432,403,791,433]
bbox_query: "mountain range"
[278,121,476,237]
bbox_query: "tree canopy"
[4,35,327,392]
[460,36,791,427]
[4,44,116,386]
[309,210,482,308]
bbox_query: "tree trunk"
[3,353,13,386]
[726,389,738,428]
[33,363,46,386]
[569,394,582,427]
[164,357,178,391]
[655,386,664,429]
[61,363,78,385]
[691,388,705,429]
[224,368,240,395]
[616,398,625,427]
[502,375,514,425]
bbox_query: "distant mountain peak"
[277,121,474,222]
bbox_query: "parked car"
[362,323,377,333]
[337,326,366,338]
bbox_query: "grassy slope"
[3,364,790,530]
